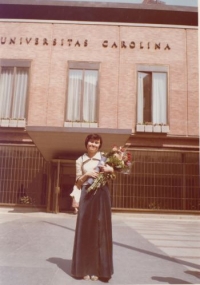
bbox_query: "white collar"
[82,152,101,163]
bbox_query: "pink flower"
[112,146,118,152]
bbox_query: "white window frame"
[65,61,100,127]
[136,65,169,132]
[0,59,30,123]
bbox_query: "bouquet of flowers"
[87,146,132,193]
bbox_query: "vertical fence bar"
[46,163,52,212]
[182,153,186,210]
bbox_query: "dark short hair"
[85,134,103,149]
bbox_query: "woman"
[71,134,114,282]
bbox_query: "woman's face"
[87,139,101,155]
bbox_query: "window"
[0,60,30,119]
[66,62,99,123]
[137,65,168,125]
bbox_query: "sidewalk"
[0,207,200,285]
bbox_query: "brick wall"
[0,22,198,137]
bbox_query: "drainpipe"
[55,160,60,213]
[46,163,52,213]
[182,153,186,210]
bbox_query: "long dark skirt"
[71,184,114,279]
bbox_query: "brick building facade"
[0,1,199,212]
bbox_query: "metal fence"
[0,145,47,206]
[110,149,200,211]
[0,145,199,212]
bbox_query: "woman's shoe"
[91,275,98,281]
[83,275,90,280]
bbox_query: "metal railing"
[0,145,199,212]
[110,149,200,211]
[0,145,47,206]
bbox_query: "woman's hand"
[77,170,99,186]
[99,164,114,173]
[86,170,99,178]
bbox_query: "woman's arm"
[76,156,99,188]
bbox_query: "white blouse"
[76,152,102,184]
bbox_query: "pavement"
[0,207,200,285]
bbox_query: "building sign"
[0,37,171,50]
[102,40,170,50]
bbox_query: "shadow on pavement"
[113,241,200,270]
[43,221,75,232]
[44,221,200,273]
[152,276,192,284]
[185,270,200,279]
[47,257,72,276]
